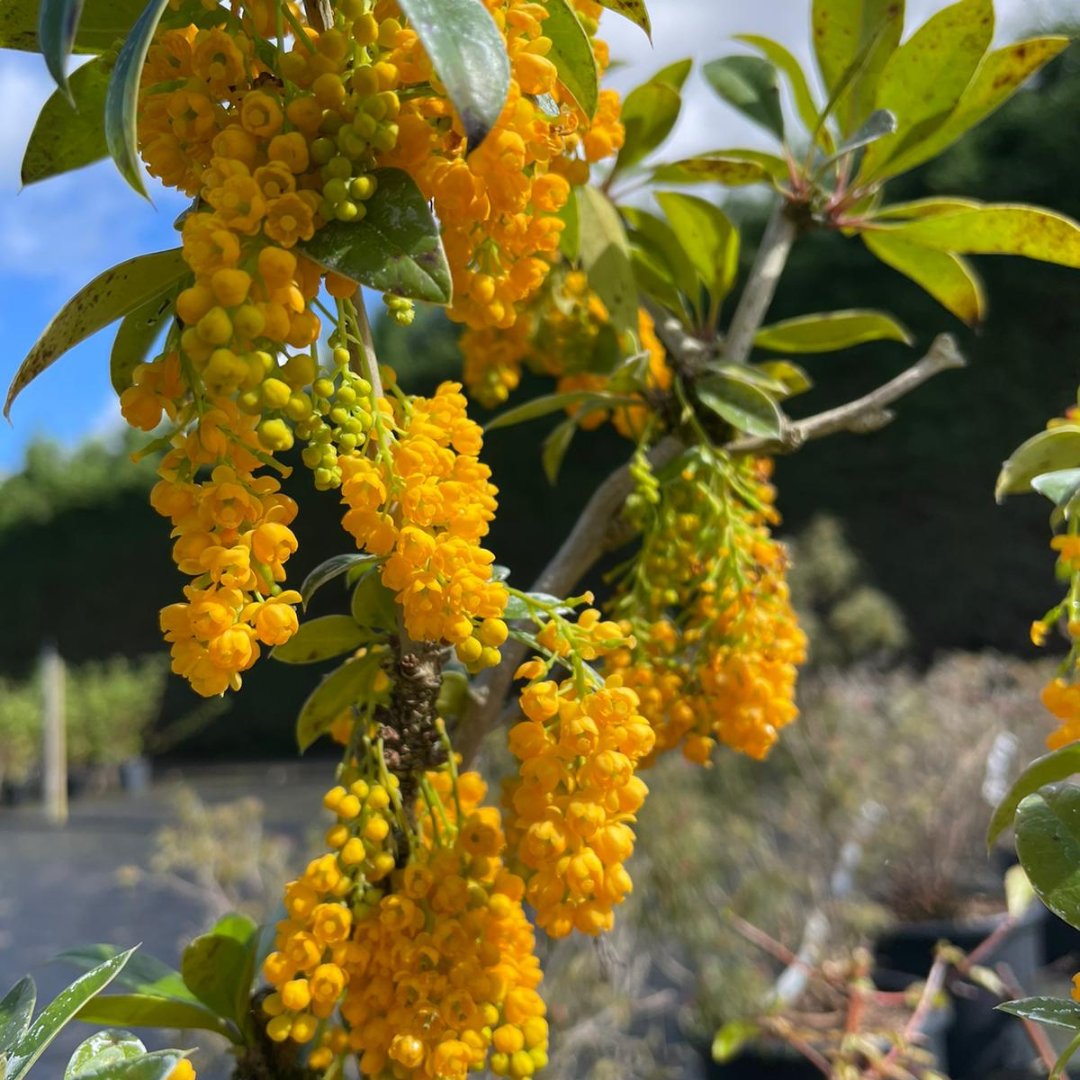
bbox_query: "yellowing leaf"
[858,0,993,182]
[652,154,780,188]
[882,204,1080,267]
[755,310,912,353]
[596,0,650,39]
[811,0,904,135]
[874,196,984,220]
[878,36,1069,179]
[862,230,985,326]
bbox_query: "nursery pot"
[874,903,1044,1080]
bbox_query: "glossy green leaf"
[825,108,896,164]
[65,1030,146,1077]
[104,0,170,196]
[0,0,147,51]
[299,169,451,304]
[541,0,598,117]
[998,997,1080,1031]
[297,653,384,752]
[629,245,685,317]
[622,206,700,306]
[396,0,508,145]
[755,309,911,353]
[614,79,681,174]
[557,186,579,260]
[756,360,813,398]
[1015,784,1080,930]
[735,34,827,148]
[74,995,233,1039]
[39,0,85,99]
[486,390,633,431]
[1032,469,1080,511]
[652,154,778,188]
[862,230,985,327]
[181,917,255,1029]
[299,554,376,610]
[271,615,370,665]
[811,0,904,135]
[542,417,576,485]
[350,572,398,633]
[58,947,193,1004]
[110,277,185,396]
[880,36,1070,179]
[697,373,783,439]
[703,56,784,141]
[5,248,188,418]
[858,0,993,182]
[22,55,110,185]
[0,978,36,1051]
[68,1050,185,1080]
[577,185,638,335]
[990,744,1080,846]
[995,426,1080,502]
[7,949,134,1080]
[595,0,650,39]
[655,192,739,305]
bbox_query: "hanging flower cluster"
[607,452,807,762]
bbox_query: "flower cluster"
[265,765,548,1080]
[608,453,807,762]
[380,0,624,331]
[339,382,508,666]
[502,611,653,938]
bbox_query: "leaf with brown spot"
[5,248,188,419]
[596,0,650,39]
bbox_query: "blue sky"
[0,0,1060,474]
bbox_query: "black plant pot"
[1042,904,1080,966]
[874,904,1044,1080]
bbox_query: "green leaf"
[297,653,383,752]
[540,0,598,117]
[271,615,371,665]
[67,1050,185,1080]
[595,0,650,39]
[879,204,1080,268]
[542,417,576,484]
[1033,469,1080,511]
[712,1019,759,1063]
[350,572,397,632]
[756,360,813,398]
[7,949,134,1080]
[557,186,579,261]
[110,278,185,396]
[181,920,255,1028]
[0,978,36,1051]
[57,947,193,1005]
[613,79,681,174]
[5,248,188,418]
[629,245,684,317]
[878,36,1070,180]
[39,0,86,99]
[485,390,633,431]
[874,196,983,220]
[754,309,911,353]
[989,744,1080,846]
[74,995,234,1040]
[995,426,1080,502]
[622,206,699,307]
[299,168,451,304]
[1015,784,1080,930]
[703,56,784,141]
[998,997,1080,1031]
[655,192,739,305]
[0,0,147,51]
[651,58,691,91]
[65,1030,146,1078]
[577,186,638,335]
[811,0,904,135]
[825,108,896,164]
[735,35,827,149]
[861,230,985,327]
[697,373,784,439]
[104,0,170,196]
[22,55,110,185]
[396,0,509,146]
[652,154,780,188]
[858,0,993,182]
[299,554,376,610]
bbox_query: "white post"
[41,642,67,825]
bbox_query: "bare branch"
[727,334,966,456]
